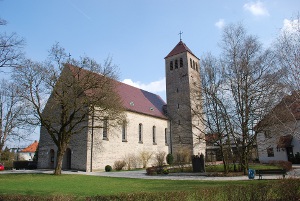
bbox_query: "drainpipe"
[90,107,94,172]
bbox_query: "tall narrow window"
[267,147,274,157]
[180,58,183,67]
[193,61,195,69]
[103,118,108,140]
[175,60,178,69]
[170,61,173,70]
[190,58,192,68]
[196,63,198,71]
[122,121,127,142]
[165,128,168,145]
[138,123,143,143]
[153,126,156,144]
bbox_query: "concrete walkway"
[1,165,300,181]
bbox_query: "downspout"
[90,107,94,172]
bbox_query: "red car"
[0,163,4,171]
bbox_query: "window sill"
[165,143,169,146]
[138,141,143,144]
[153,142,157,145]
[103,137,109,141]
[122,139,128,142]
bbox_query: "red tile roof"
[257,91,300,128]
[21,140,38,153]
[66,65,168,119]
[165,40,199,59]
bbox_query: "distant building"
[38,40,206,171]
[256,92,300,163]
[19,140,38,161]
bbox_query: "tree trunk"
[54,146,66,175]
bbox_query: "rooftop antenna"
[179,31,183,41]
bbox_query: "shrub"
[155,151,166,168]
[139,151,153,168]
[113,160,126,171]
[105,165,112,172]
[269,160,292,171]
[124,154,139,170]
[166,153,174,165]
[146,166,157,175]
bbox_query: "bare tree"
[0,18,25,68]
[220,23,285,174]
[0,80,30,159]
[13,43,125,175]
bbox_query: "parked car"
[0,163,4,171]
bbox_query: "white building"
[257,92,300,163]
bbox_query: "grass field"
[0,173,299,200]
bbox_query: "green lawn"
[0,173,269,198]
[1,173,300,201]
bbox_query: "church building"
[37,40,206,172]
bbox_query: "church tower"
[165,40,205,159]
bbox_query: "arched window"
[153,126,156,144]
[122,121,127,142]
[180,58,183,67]
[170,61,173,70]
[138,123,143,143]
[175,60,178,69]
[190,58,193,68]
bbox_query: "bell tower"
[165,40,205,159]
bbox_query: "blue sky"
[1,0,299,146]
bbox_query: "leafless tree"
[0,80,31,159]
[0,18,25,69]
[219,23,285,174]
[13,43,125,175]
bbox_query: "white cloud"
[215,19,225,29]
[243,1,269,16]
[281,19,300,34]
[122,77,166,94]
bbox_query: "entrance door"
[286,147,294,162]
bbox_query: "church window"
[138,123,143,143]
[165,128,168,145]
[175,60,178,69]
[193,61,195,69]
[122,121,127,142]
[196,63,198,71]
[190,58,192,68]
[176,88,179,93]
[170,61,173,70]
[177,104,179,109]
[178,120,181,125]
[180,58,183,67]
[103,118,108,140]
[152,126,157,144]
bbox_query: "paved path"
[1,166,300,181]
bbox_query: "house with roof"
[37,40,205,171]
[256,92,300,163]
[18,140,38,161]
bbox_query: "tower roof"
[165,40,199,59]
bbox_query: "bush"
[113,160,126,171]
[105,165,112,172]
[269,160,292,171]
[166,153,174,165]
[139,151,153,168]
[124,154,139,170]
[155,151,166,168]
[146,166,157,175]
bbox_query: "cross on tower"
[179,31,183,41]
